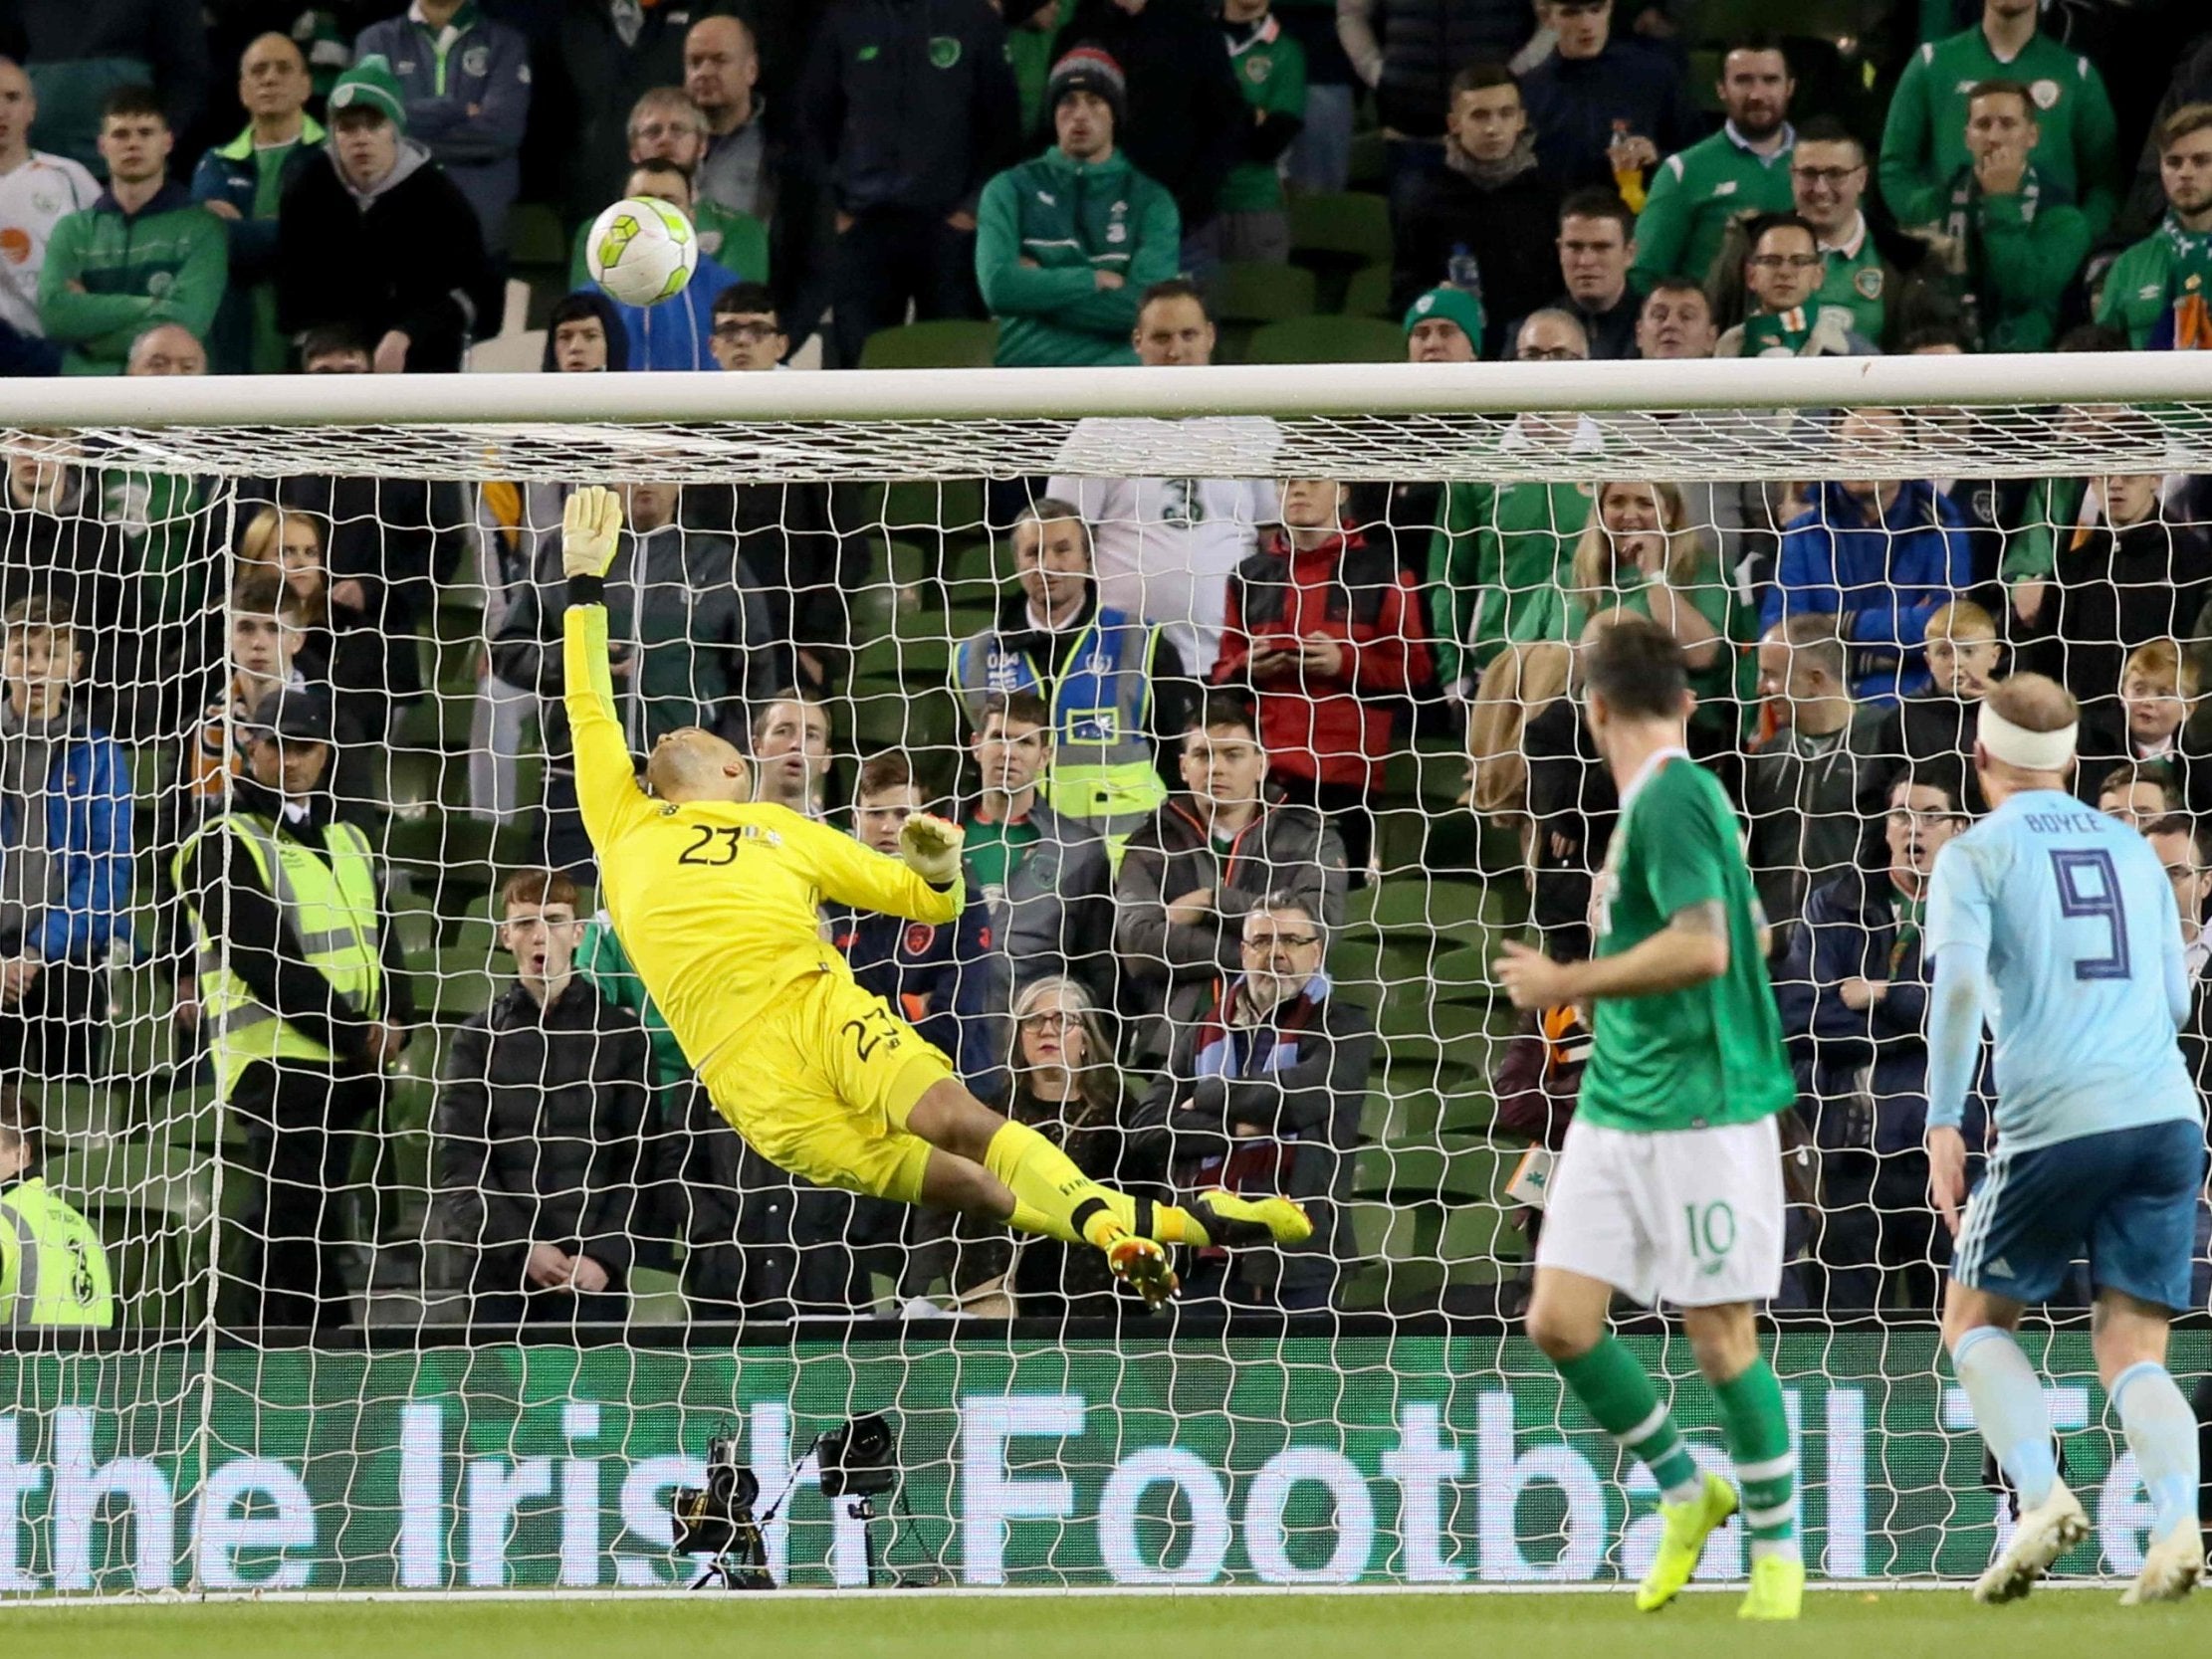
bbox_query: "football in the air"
[586,196,698,308]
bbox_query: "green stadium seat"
[426,947,497,1023]
[629,1265,689,1326]
[508,202,567,270]
[1212,260,1318,323]
[49,1143,217,1332]
[1341,262,1395,320]
[1288,191,1394,267]
[857,319,999,370]
[1351,1141,1500,1205]
[1240,315,1407,365]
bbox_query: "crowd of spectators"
[5,0,2212,1334]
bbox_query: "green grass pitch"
[3,1590,2207,1659]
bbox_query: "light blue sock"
[1953,1326,2058,1510]
[2111,1360,2200,1545]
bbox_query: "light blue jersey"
[1924,788,2196,1152]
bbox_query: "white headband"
[1978,701,2077,772]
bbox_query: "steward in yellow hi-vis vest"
[557,486,1313,1308]
[950,502,1193,858]
[172,688,413,1332]
[0,1090,112,1328]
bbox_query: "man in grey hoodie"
[275,55,498,371]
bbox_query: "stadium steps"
[1341,262,1394,321]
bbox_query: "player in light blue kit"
[1924,674,2206,1606]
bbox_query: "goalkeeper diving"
[556,487,1309,1304]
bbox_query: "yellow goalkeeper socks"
[985,1121,1125,1248]
[983,1122,1214,1250]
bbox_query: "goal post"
[0,352,2208,1594]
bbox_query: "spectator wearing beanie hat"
[976,48,1181,367]
[1050,0,1247,266]
[275,56,500,372]
[1404,286,1486,363]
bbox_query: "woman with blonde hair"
[232,503,384,763]
[1559,480,1755,750]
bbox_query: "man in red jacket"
[1212,479,1433,878]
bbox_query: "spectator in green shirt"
[190,34,322,374]
[1919,79,2091,353]
[1208,0,1305,266]
[2097,103,2212,350]
[1789,116,1893,347]
[38,87,226,376]
[1879,0,2119,238]
[1630,39,1796,295]
[1714,211,1873,357]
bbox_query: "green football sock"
[1713,1357,1798,1561]
[1557,1336,1703,1506]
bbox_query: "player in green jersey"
[1493,614,1803,1621]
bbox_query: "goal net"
[0,353,2207,1595]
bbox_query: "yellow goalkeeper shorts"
[699,971,953,1205]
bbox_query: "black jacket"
[1523,694,1617,954]
[1519,34,1701,192]
[1866,692,1989,816]
[433,978,653,1287]
[1391,162,1562,353]
[176,773,415,1072]
[1053,0,1247,228]
[1113,792,1348,1043]
[682,478,854,685]
[800,0,1021,217]
[1132,977,1374,1296]
[1372,0,1537,138]
[2014,513,2212,713]
[277,144,497,371]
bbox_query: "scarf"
[2157,213,2212,349]
[1184,973,1327,1231]
[1444,129,1540,190]
[1888,886,1925,980]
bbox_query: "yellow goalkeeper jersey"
[561,601,963,1074]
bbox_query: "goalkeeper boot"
[1636,1470,1738,1611]
[1189,1190,1313,1249]
[1735,1554,1805,1621]
[1106,1235,1180,1309]
[1974,1480,2088,1604]
[2119,1525,2204,1606]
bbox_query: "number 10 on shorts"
[1684,1200,1738,1273]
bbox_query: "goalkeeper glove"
[562,485,623,579]
[898,813,966,887]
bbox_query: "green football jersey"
[1578,750,1795,1134]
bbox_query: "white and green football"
[585,196,698,309]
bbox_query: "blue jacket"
[1774,868,1987,1153]
[354,6,533,251]
[595,251,747,372]
[0,718,132,964]
[829,893,1007,1095]
[1762,479,1973,705]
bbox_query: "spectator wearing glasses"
[1789,117,1892,347]
[1714,211,1872,358]
[1135,895,1373,1311]
[1115,693,1348,1059]
[901,974,1152,1318]
[694,284,853,698]
[1775,765,1978,1312]
[563,90,771,294]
